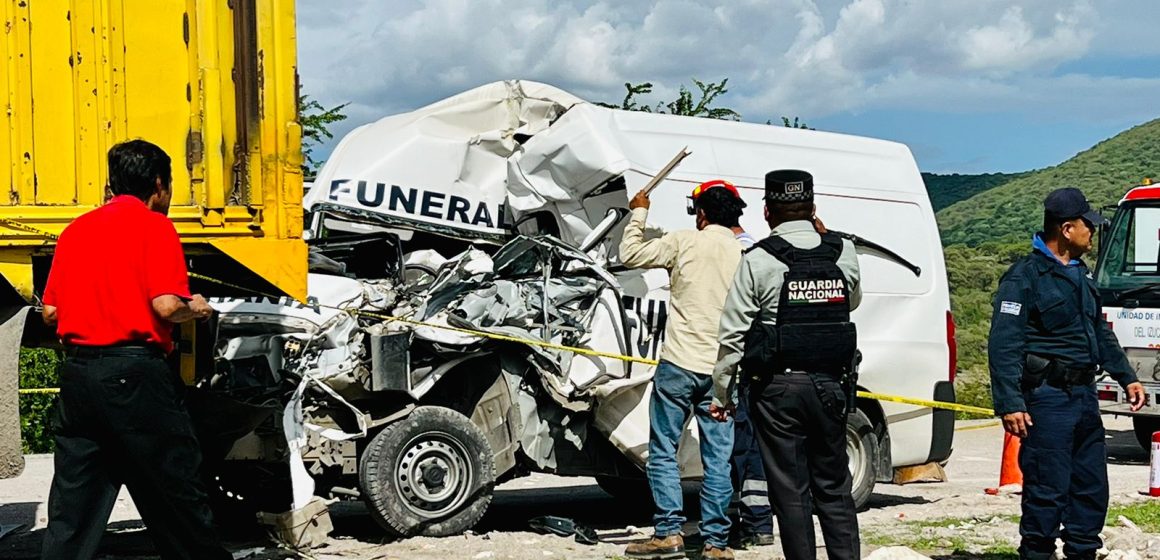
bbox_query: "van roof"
[330,80,923,197]
[570,104,924,197]
[309,80,928,242]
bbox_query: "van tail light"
[947,311,958,384]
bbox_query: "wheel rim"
[395,431,475,519]
[846,425,870,493]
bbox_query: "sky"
[296,0,1160,174]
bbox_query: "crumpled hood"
[305,80,582,242]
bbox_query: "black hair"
[108,140,172,200]
[766,199,813,223]
[1041,213,1062,241]
[695,188,744,228]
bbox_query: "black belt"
[1023,354,1097,390]
[770,371,835,380]
[65,344,164,359]
[763,369,841,382]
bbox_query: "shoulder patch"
[1000,301,1022,316]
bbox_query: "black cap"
[1044,187,1106,226]
[765,169,813,202]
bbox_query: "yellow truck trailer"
[0,0,306,478]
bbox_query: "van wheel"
[359,406,495,537]
[846,409,878,510]
[1132,417,1160,451]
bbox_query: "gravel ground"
[1,416,1155,559]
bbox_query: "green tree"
[600,81,657,113]
[19,348,61,453]
[299,94,349,176]
[598,78,740,120]
[598,78,814,130]
[661,78,741,120]
[779,116,812,130]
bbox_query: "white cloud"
[296,0,1156,157]
[959,5,1094,73]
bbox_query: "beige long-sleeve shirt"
[618,207,744,374]
[712,220,862,407]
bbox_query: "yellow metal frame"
[0,0,306,302]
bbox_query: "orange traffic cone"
[984,432,1023,495]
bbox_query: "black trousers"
[40,349,231,560]
[749,374,859,560]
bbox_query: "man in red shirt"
[39,140,229,560]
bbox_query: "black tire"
[1132,417,1160,451]
[595,475,653,506]
[846,409,878,510]
[359,406,495,537]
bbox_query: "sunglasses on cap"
[686,179,740,215]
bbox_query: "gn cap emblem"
[785,181,804,194]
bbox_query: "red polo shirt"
[43,195,191,353]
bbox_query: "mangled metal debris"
[202,229,647,533]
[195,78,943,538]
[256,496,333,550]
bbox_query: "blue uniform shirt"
[987,234,1138,415]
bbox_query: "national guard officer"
[988,187,1146,560]
[711,169,862,560]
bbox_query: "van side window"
[514,212,560,238]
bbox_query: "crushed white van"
[199,80,956,537]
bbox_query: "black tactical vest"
[740,232,858,375]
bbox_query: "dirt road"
[1,417,1155,559]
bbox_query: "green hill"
[938,119,1160,246]
[938,118,1160,411]
[923,172,1029,212]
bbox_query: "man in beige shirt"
[620,182,746,560]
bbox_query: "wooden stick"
[641,146,692,196]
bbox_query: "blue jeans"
[647,361,734,548]
[1019,383,1108,560]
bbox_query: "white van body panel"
[306,80,953,471]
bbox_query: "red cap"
[690,179,741,200]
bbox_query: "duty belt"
[1045,364,1097,389]
[1023,354,1097,390]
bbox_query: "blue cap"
[1044,187,1106,226]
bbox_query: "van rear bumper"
[928,381,956,463]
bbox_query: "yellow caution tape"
[14,220,994,417]
[18,383,993,416]
[955,420,1002,432]
[197,266,994,417]
[0,217,59,240]
[355,308,664,366]
[856,391,993,416]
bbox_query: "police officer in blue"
[989,187,1146,560]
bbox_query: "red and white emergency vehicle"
[1095,179,1160,449]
